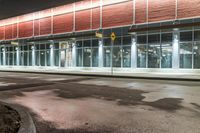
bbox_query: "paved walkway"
[1,66,200,80]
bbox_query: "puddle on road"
[10,89,200,133]
[12,90,135,130]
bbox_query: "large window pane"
[122,36,131,46]
[137,45,147,68]
[20,52,24,66]
[66,48,72,67]
[14,52,17,66]
[6,53,9,65]
[40,51,45,66]
[112,28,122,36]
[194,31,200,41]
[113,47,122,67]
[83,48,91,67]
[0,47,3,65]
[148,34,160,43]
[35,51,40,66]
[9,53,13,66]
[148,44,160,68]
[122,46,131,67]
[29,51,32,66]
[46,50,50,66]
[104,38,111,46]
[24,52,28,66]
[54,50,59,66]
[180,43,192,68]
[60,50,66,67]
[161,33,173,43]
[92,48,99,67]
[114,37,121,46]
[161,43,172,68]
[76,41,82,48]
[76,48,82,67]
[180,31,192,42]
[92,39,99,47]
[40,44,46,50]
[0,53,3,65]
[104,47,111,67]
[137,35,147,44]
[193,42,200,69]
[83,40,91,47]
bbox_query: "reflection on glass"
[161,43,172,68]
[113,47,121,67]
[29,51,32,66]
[83,48,91,67]
[36,51,40,66]
[180,43,192,68]
[24,52,28,66]
[137,45,147,68]
[180,31,192,42]
[20,52,24,66]
[46,50,50,66]
[0,52,2,65]
[193,42,200,68]
[6,53,9,65]
[40,51,45,66]
[76,49,82,67]
[123,46,131,67]
[92,48,99,67]
[54,50,59,67]
[60,50,66,67]
[14,52,17,66]
[66,48,72,67]
[148,44,160,68]
[104,47,111,67]
[104,38,111,46]
[9,53,13,66]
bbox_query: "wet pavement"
[0,72,199,133]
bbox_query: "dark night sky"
[0,0,80,20]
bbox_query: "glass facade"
[0,26,200,70]
[103,28,132,68]
[137,32,173,68]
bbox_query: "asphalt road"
[0,72,200,133]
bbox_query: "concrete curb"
[0,101,36,133]
[1,70,200,81]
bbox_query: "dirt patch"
[55,83,146,106]
[34,119,115,133]
[0,103,21,133]
[0,82,55,91]
[146,98,183,111]
[54,83,183,111]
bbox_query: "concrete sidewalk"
[1,66,200,81]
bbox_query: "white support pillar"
[98,39,103,67]
[72,42,76,67]
[31,46,35,66]
[2,47,6,66]
[172,29,180,69]
[50,44,54,66]
[16,47,20,66]
[131,34,137,68]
